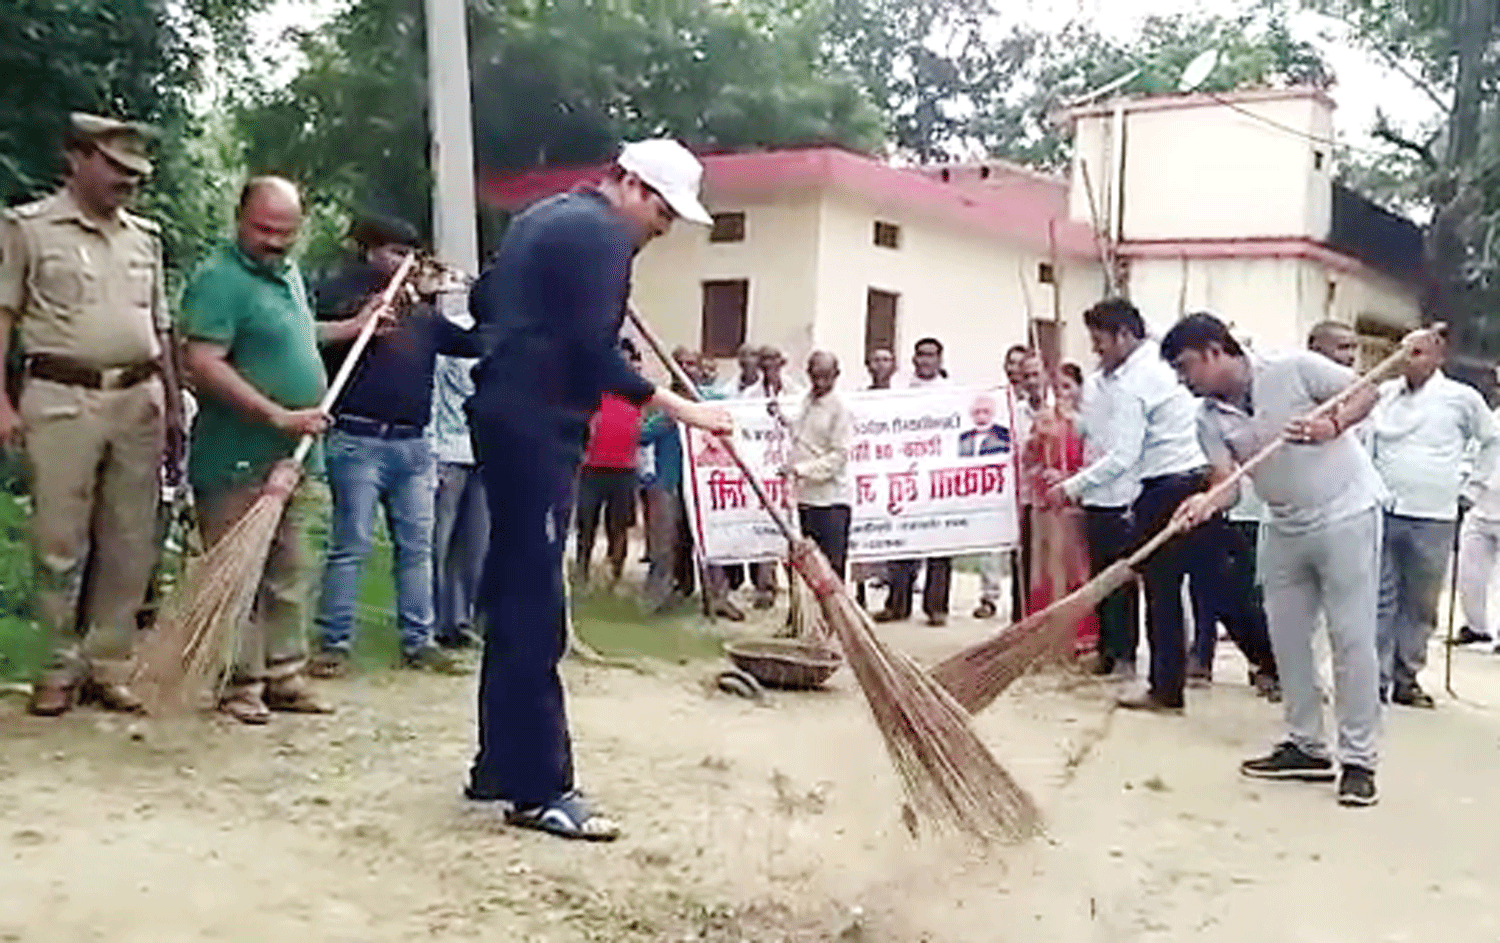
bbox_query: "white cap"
[617,139,712,225]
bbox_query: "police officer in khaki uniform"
[0,113,184,715]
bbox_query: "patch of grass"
[571,590,723,664]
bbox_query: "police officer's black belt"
[334,414,425,439]
[26,354,158,390]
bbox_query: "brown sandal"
[219,691,272,725]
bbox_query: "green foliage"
[973,11,1334,172]
[234,0,885,255]
[1315,0,1500,353]
[0,0,262,281]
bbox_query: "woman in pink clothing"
[1023,362,1099,655]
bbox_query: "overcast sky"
[245,0,1442,154]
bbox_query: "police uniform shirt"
[0,188,166,369]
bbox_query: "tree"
[1316,0,1500,354]
[1,0,267,278]
[234,0,885,265]
[973,11,1334,172]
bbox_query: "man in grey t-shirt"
[1160,313,1391,809]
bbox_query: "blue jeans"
[315,429,438,656]
[433,461,489,640]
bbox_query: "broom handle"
[1119,326,1440,568]
[625,303,800,546]
[289,252,420,465]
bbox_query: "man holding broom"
[179,177,388,724]
[1162,312,1390,808]
[463,139,731,840]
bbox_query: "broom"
[627,304,1040,843]
[133,253,420,713]
[931,326,1443,715]
[765,400,830,642]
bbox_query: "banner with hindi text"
[680,386,1020,564]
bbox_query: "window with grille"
[710,212,746,243]
[865,289,899,356]
[873,221,901,249]
[701,280,749,357]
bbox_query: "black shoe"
[1240,742,1335,782]
[1391,683,1435,709]
[403,645,469,675]
[972,599,997,620]
[1451,626,1493,646]
[1336,765,1379,807]
[1116,690,1184,714]
[436,628,482,650]
[872,609,907,623]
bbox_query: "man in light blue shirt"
[1074,366,1141,677]
[1048,299,1206,712]
[1369,330,1498,707]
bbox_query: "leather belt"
[334,414,425,440]
[27,354,158,391]
[1140,467,1209,489]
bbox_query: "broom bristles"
[133,492,289,714]
[930,561,1136,714]
[789,539,1042,843]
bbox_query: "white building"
[479,87,1424,381]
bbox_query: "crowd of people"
[8,115,1499,833]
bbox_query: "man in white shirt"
[1369,330,1498,707]
[1163,312,1388,807]
[877,337,954,625]
[1047,299,1206,712]
[1455,402,1500,651]
[1307,321,1359,368]
[720,344,762,399]
[749,345,805,400]
[977,351,1046,620]
[1075,367,1142,675]
[788,351,854,576]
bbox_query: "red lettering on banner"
[875,443,894,460]
[763,476,788,507]
[856,474,879,505]
[887,468,919,515]
[850,440,872,462]
[707,469,748,510]
[694,434,736,468]
[929,463,1008,500]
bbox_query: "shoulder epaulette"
[122,210,160,234]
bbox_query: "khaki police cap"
[70,113,155,177]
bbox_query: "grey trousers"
[1260,508,1382,769]
[1376,513,1456,691]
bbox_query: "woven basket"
[724,639,843,690]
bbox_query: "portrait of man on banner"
[958,393,1011,457]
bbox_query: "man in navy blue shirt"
[465,140,731,841]
[306,215,482,679]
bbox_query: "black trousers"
[574,467,635,578]
[1189,518,1277,677]
[1010,506,1034,619]
[1084,505,1139,665]
[886,556,952,618]
[1132,469,1208,708]
[798,503,852,580]
[467,411,577,805]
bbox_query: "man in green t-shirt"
[179,177,381,724]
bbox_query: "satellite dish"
[1178,49,1220,93]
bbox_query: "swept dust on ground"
[3,577,1500,942]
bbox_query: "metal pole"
[424,0,479,276]
[1444,505,1466,697]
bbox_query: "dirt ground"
[4,571,1500,943]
